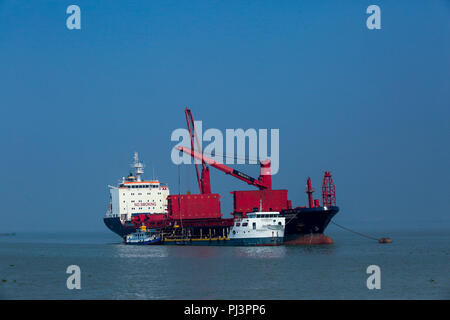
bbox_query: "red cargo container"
[168,193,222,220]
[231,189,290,215]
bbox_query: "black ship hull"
[103,216,233,239]
[104,216,137,238]
[280,206,339,244]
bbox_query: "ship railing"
[105,213,120,218]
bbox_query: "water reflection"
[233,246,287,259]
[286,244,337,256]
[112,242,337,260]
[113,243,169,258]
[167,246,223,258]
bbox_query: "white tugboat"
[124,226,161,245]
[228,211,285,246]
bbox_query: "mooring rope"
[331,221,379,241]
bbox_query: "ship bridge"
[106,152,170,220]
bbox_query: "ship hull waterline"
[104,206,339,245]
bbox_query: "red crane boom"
[184,108,211,194]
[176,146,272,190]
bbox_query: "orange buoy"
[378,237,392,244]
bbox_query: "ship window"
[242,223,248,227]
[257,214,261,218]
[236,223,240,227]
[253,222,256,230]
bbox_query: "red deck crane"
[178,107,279,215]
[180,107,272,192]
[178,108,336,216]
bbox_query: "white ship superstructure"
[106,152,170,221]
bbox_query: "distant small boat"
[124,226,161,245]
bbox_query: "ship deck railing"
[160,234,230,242]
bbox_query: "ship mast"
[132,152,145,182]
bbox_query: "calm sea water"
[0,229,448,300]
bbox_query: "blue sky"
[0,1,448,232]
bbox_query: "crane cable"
[198,150,261,163]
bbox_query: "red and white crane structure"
[179,107,336,211]
[181,107,272,192]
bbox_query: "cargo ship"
[104,108,339,245]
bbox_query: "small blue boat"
[124,226,161,245]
